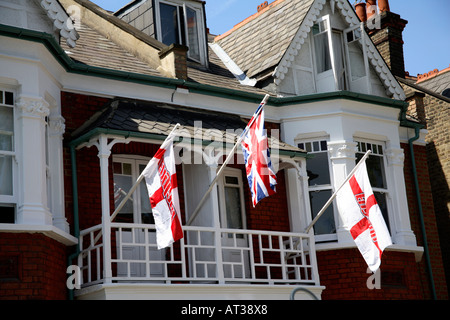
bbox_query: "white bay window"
[298,139,337,241]
[355,140,391,231]
[0,89,16,223]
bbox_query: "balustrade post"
[205,160,225,283]
[96,134,113,283]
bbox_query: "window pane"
[358,154,386,189]
[225,176,239,185]
[0,206,15,224]
[374,192,390,232]
[347,41,366,81]
[224,187,243,230]
[186,7,200,61]
[5,92,14,105]
[309,190,336,236]
[314,32,332,73]
[139,164,154,224]
[0,106,14,151]
[122,163,132,175]
[313,141,319,152]
[113,174,134,223]
[0,155,13,195]
[307,152,331,186]
[160,3,180,45]
[305,142,312,152]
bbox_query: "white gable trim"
[274,0,405,101]
[37,0,79,48]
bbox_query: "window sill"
[315,242,424,262]
[0,224,78,246]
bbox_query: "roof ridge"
[416,65,450,84]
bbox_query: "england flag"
[336,159,392,272]
[241,101,277,207]
[141,128,183,249]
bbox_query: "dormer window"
[155,0,207,65]
[311,15,371,95]
[312,15,347,93]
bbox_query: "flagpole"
[304,150,372,234]
[186,94,270,226]
[110,123,181,222]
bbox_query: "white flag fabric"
[336,160,392,272]
[141,130,183,249]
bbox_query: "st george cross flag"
[241,102,277,207]
[141,129,183,250]
[336,159,392,272]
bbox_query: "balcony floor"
[74,283,325,300]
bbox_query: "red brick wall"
[317,249,423,300]
[402,142,448,299]
[0,233,68,300]
[62,92,112,232]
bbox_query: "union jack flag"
[241,100,277,207]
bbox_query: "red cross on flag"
[336,159,392,272]
[142,129,183,250]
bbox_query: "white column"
[203,149,225,283]
[328,141,358,244]
[48,115,69,233]
[16,96,52,225]
[284,159,310,232]
[96,134,113,283]
[385,148,417,246]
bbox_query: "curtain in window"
[314,33,332,73]
[332,32,346,90]
[186,7,200,62]
[160,3,180,46]
[0,106,13,196]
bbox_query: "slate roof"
[62,23,162,76]
[72,99,306,155]
[416,69,450,96]
[60,21,269,96]
[215,0,315,79]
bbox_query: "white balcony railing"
[76,223,320,288]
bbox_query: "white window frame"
[112,155,153,224]
[0,88,17,221]
[344,24,371,94]
[355,139,392,231]
[311,15,348,92]
[155,0,207,65]
[298,139,337,242]
[217,168,247,231]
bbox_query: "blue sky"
[91,0,449,76]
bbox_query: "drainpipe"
[67,145,80,300]
[408,126,437,300]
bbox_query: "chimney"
[367,0,409,78]
[355,2,367,22]
[159,44,189,80]
[366,0,377,19]
[405,91,427,126]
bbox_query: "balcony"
[73,223,323,300]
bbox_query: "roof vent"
[257,1,269,12]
